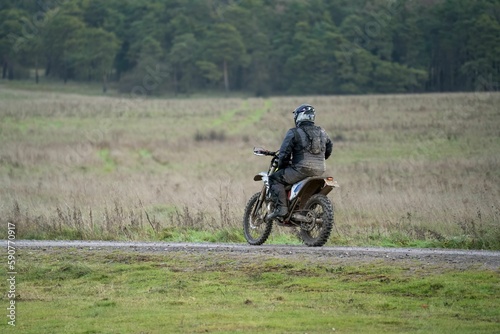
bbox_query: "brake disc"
[300,210,317,231]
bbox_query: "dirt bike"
[243,147,339,247]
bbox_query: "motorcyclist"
[267,104,333,221]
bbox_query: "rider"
[267,104,333,221]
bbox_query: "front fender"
[253,172,268,182]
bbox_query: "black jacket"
[277,121,333,176]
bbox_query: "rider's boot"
[266,187,288,221]
[266,205,288,221]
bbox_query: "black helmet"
[293,104,315,126]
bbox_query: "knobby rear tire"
[243,192,273,245]
[299,194,334,247]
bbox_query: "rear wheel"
[243,192,273,245]
[299,194,334,247]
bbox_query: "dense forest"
[1,0,499,96]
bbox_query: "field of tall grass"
[1,85,499,249]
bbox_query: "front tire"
[299,194,334,247]
[243,192,273,245]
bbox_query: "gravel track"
[5,240,500,270]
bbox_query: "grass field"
[1,83,499,249]
[0,248,498,334]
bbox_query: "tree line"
[1,0,499,96]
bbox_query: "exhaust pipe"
[291,213,323,224]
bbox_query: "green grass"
[0,249,498,333]
[98,149,116,173]
[0,79,109,96]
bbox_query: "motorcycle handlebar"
[253,148,278,157]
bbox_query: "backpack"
[294,126,324,155]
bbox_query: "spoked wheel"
[243,192,273,245]
[299,194,334,247]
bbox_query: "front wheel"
[243,192,273,245]
[299,194,334,247]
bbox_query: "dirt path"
[6,240,500,270]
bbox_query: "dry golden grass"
[1,86,499,247]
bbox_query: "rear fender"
[290,177,339,208]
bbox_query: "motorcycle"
[243,147,339,247]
